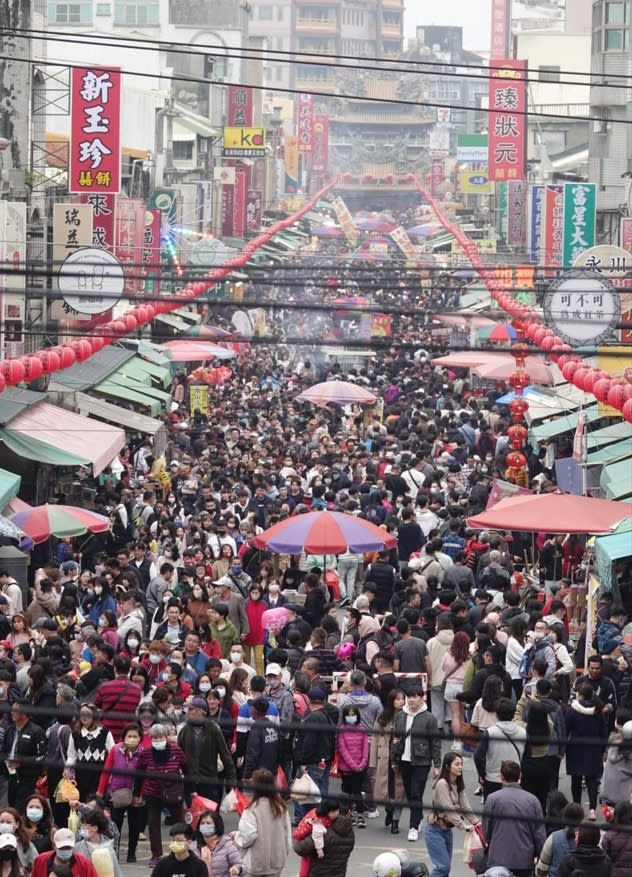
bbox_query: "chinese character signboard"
[297,93,314,152]
[331,197,359,246]
[1,202,27,357]
[222,184,234,238]
[390,227,417,260]
[621,217,632,254]
[562,182,596,267]
[312,116,329,173]
[543,270,621,348]
[78,193,116,250]
[69,67,121,194]
[233,168,247,239]
[116,198,142,295]
[543,184,564,274]
[189,384,209,417]
[143,208,161,297]
[506,179,527,247]
[490,0,510,60]
[528,184,544,264]
[488,60,527,182]
[226,86,253,127]
[246,190,262,232]
[430,161,445,196]
[284,135,299,193]
[496,181,508,238]
[222,127,266,158]
[53,203,93,278]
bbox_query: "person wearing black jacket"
[243,698,280,780]
[75,641,115,699]
[559,823,613,877]
[293,687,337,822]
[150,824,208,877]
[4,699,46,810]
[457,645,512,705]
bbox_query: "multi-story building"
[588,0,632,242]
[249,0,404,93]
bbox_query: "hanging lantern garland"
[504,345,531,487]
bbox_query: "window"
[96,2,111,14]
[114,0,159,25]
[539,64,561,82]
[173,141,194,161]
[258,5,273,19]
[48,2,92,24]
[606,1,628,23]
[604,26,628,48]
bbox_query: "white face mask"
[269,585,280,595]
[149,654,161,665]
[128,639,140,650]
[344,715,359,725]
[230,652,242,664]
[199,683,212,693]
[152,740,167,751]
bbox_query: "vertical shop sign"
[488,60,527,182]
[233,168,247,239]
[528,184,544,264]
[226,86,253,127]
[562,182,596,267]
[69,66,121,194]
[246,190,262,231]
[543,184,564,274]
[297,93,314,152]
[312,116,329,172]
[506,180,528,247]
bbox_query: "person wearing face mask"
[263,582,288,610]
[86,579,116,627]
[190,812,243,877]
[177,698,236,805]
[73,809,122,877]
[120,631,142,664]
[22,794,54,854]
[214,581,249,644]
[243,586,266,676]
[31,828,98,877]
[0,833,27,877]
[0,807,37,873]
[93,657,143,743]
[141,641,169,684]
[135,725,186,866]
[150,823,205,877]
[63,705,114,803]
[185,585,211,629]
[336,705,370,829]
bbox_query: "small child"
[336,704,369,828]
[293,798,340,877]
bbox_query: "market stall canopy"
[586,437,632,466]
[586,422,631,451]
[0,469,20,512]
[468,493,631,535]
[159,340,236,362]
[433,351,554,385]
[295,380,377,406]
[529,405,601,442]
[435,314,496,330]
[47,347,134,393]
[252,510,397,554]
[0,514,30,549]
[72,393,167,457]
[600,457,632,500]
[595,518,632,590]
[11,504,110,545]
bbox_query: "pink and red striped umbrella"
[11,504,110,544]
[252,510,396,554]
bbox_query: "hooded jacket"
[600,734,632,804]
[602,826,632,877]
[474,720,527,784]
[336,689,383,732]
[558,843,613,877]
[426,629,455,688]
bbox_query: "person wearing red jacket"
[140,641,170,685]
[243,584,266,676]
[32,829,98,877]
[336,704,370,828]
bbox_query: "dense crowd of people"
[1,225,631,877]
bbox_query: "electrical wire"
[0,50,627,127]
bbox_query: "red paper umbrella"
[11,504,111,544]
[468,493,630,535]
[252,510,396,554]
[295,380,377,406]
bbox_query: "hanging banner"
[246,190,262,231]
[226,86,253,127]
[488,60,527,183]
[528,184,545,264]
[370,314,392,337]
[490,0,511,60]
[143,207,161,297]
[542,184,564,275]
[506,179,528,247]
[189,384,209,417]
[430,161,445,196]
[1,202,26,357]
[562,182,596,267]
[284,135,299,193]
[233,168,247,239]
[69,66,121,194]
[621,217,632,254]
[390,227,417,259]
[331,196,359,246]
[77,193,116,251]
[312,116,329,173]
[496,181,508,238]
[222,184,234,238]
[297,93,314,153]
[116,198,142,295]
[486,478,532,509]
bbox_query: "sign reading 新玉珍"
[543,269,621,348]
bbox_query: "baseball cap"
[308,687,326,703]
[35,619,57,631]
[53,828,75,849]
[265,663,283,677]
[189,697,209,714]
[61,561,79,572]
[0,835,17,851]
[213,576,233,588]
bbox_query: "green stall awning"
[601,457,632,500]
[0,468,21,511]
[154,313,191,333]
[108,358,171,391]
[586,421,632,451]
[0,428,91,467]
[586,437,632,466]
[47,347,135,393]
[595,518,632,589]
[530,405,602,442]
[94,382,161,417]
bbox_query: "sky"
[404,0,493,52]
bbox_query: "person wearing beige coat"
[368,689,406,835]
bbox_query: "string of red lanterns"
[0,178,339,395]
[413,179,632,425]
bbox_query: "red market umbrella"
[432,352,553,385]
[186,324,234,340]
[11,504,111,544]
[160,340,236,361]
[295,380,377,406]
[252,510,397,554]
[468,493,631,535]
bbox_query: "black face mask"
[0,851,15,862]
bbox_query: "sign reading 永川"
[562,183,596,267]
[543,269,621,348]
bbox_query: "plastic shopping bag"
[290,773,321,804]
[464,824,487,873]
[185,794,217,829]
[55,778,80,803]
[219,788,249,816]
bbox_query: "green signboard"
[563,182,596,267]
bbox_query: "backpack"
[519,648,533,680]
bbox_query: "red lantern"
[20,356,43,382]
[144,304,156,320]
[37,350,61,374]
[541,334,557,352]
[507,424,528,445]
[532,326,548,346]
[572,366,591,391]
[0,372,5,394]
[607,383,627,410]
[90,335,105,352]
[561,360,583,382]
[111,320,127,337]
[505,450,527,469]
[623,398,632,423]
[54,346,76,369]
[593,378,613,403]
[583,369,603,394]
[508,370,530,391]
[70,339,93,361]
[0,359,25,386]
[508,397,529,417]
[124,314,138,332]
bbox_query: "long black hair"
[377,688,405,728]
[438,751,465,793]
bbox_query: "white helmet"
[373,852,402,877]
[622,720,632,740]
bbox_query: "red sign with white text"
[69,67,121,194]
[233,169,247,239]
[297,93,314,153]
[116,198,143,295]
[312,116,329,173]
[227,86,253,127]
[430,161,445,197]
[77,193,116,250]
[222,185,234,238]
[488,60,527,183]
[490,0,510,60]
